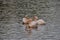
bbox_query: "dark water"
[0,0,60,40]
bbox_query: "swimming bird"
[22,15,30,25]
[37,19,46,25]
[29,16,37,30]
[33,16,46,25]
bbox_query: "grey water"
[0,0,60,40]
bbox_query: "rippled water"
[0,0,60,40]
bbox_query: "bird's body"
[22,15,31,24]
[37,19,46,25]
[22,18,29,24]
[28,17,38,30]
[29,21,37,27]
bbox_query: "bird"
[22,15,30,25]
[33,16,46,25]
[37,19,46,25]
[22,15,33,31]
[28,16,38,30]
